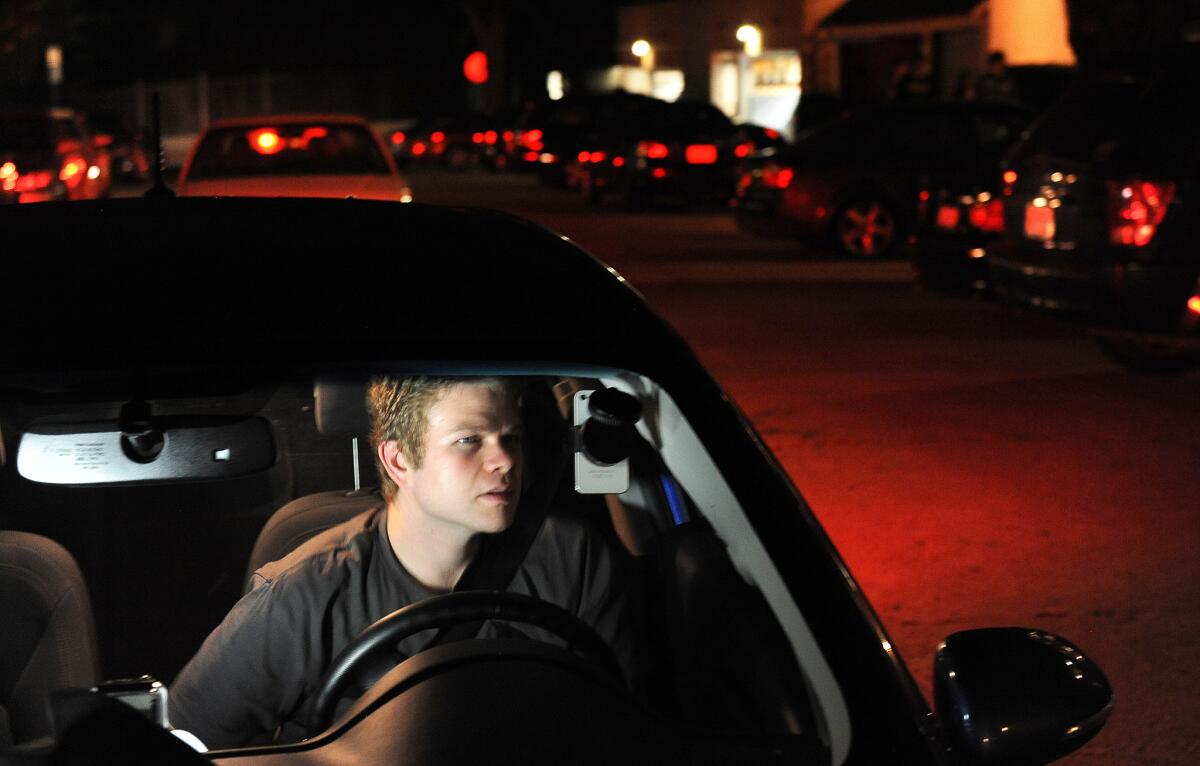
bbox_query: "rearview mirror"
[934,628,1112,766]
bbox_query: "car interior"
[0,364,839,762]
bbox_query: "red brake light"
[430,131,446,144]
[589,151,606,163]
[734,142,753,158]
[685,144,718,164]
[390,130,406,145]
[1002,170,1018,185]
[764,128,780,140]
[577,151,590,164]
[484,130,497,144]
[248,128,284,155]
[523,151,539,162]
[936,206,961,229]
[763,166,793,189]
[1109,180,1176,247]
[968,199,1005,233]
[472,132,484,144]
[612,156,625,167]
[638,141,669,159]
[502,130,514,142]
[411,141,427,156]
[13,170,53,192]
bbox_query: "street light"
[631,39,654,70]
[736,24,763,57]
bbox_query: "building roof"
[820,0,983,28]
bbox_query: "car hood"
[179,173,411,201]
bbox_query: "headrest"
[313,377,371,437]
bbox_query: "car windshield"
[186,123,391,179]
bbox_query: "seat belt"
[428,429,571,646]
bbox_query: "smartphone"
[573,389,630,494]
[95,675,169,728]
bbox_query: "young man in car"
[168,376,639,749]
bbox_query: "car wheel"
[1094,335,1200,373]
[834,198,897,258]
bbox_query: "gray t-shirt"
[168,506,635,748]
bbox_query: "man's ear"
[378,440,412,490]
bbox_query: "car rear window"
[187,123,391,179]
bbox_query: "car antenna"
[144,91,175,199]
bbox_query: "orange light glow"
[0,161,15,179]
[430,131,445,144]
[1188,296,1200,315]
[988,0,1074,65]
[390,131,406,145]
[969,199,1005,232]
[14,170,52,192]
[612,156,625,167]
[685,144,718,164]
[652,167,667,179]
[59,155,86,188]
[1003,170,1018,185]
[248,128,284,155]
[411,141,427,156]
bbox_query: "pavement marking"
[616,259,917,285]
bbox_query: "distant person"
[976,51,1021,104]
[891,54,934,102]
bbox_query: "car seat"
[0,531,100,747]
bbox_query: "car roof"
[1,198,683,372]
[205,114,374,130]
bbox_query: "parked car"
[576,99,739,210]
[0,107,112,204]
[389,113,509,171]
[1,196,1112,764]
[177,114,412,202]
[733,102,1035,258]
[508,92,663,185]
[988,56,1200,372]
[86,110,151,182]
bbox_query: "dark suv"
[989,54,1200,371]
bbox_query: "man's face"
[403,382,524,538]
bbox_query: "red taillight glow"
[936,205,961,229]
[485,130,498,144]
[502,130,514,142]
[59,156,86,188]
[411,141,427,156]
[1188,296,1200,315]
[652,168,667,179]
[430,131,445,144]
[638,141,669,159]
[612,156,625,167]
[14,170,53,192]
[764,127,780,140]
[248,128,283,155]
[523,151,539,162]
[734,142,754,158]
[685,144,718,164]
[968,199,1005,232]
[1109,180,1176,247]
[1003,170,1018,185]
[472,132,484,144]
[589,151,606,163]
[763,166,793,189]
[390,130,406,145]
[577,151,590,163]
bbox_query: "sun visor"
[314,377,371,437]
[16,416,275,486]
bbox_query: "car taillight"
[520,129,543,151]
[484,130,498,144]
[13,170,53,192]
[612,156,625,167]
[1002,169,1017,196]
[589,151,606,163]
[638,141,669,159]
[762,166,793,189]
[430,131,445,144]
[472,132,484,144]
[968,198,1004,232]
[1108,180,1176,247]
[59,155,87,188]
[1188,295,1200,316]
[577,151,590,164]
[411,141,427,156]
[247,128,284,155]
[390,130,406,146]
[734,142,754,158]
[1,161,16,191]
[685,144,718,164]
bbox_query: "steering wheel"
[308,590,623,735]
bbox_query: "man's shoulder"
[253,506,385,588]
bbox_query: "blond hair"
[367,376,515,499]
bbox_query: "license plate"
[1024,204,1056,241]
[936,205,960,229]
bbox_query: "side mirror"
[935,628,1112,766]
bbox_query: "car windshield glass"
[186,123,390,179]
